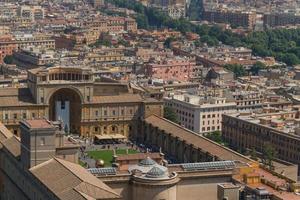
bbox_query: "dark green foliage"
[163,106,179,124]
[187,0,204,20]
[3,55,13,64]
[205,131,223,144]
[262,144,277,169]
[224,64,247,77]
[164,37,176,48]
[250,61,266,75]
[107,0,300,66]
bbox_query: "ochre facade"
[0,66,163,138]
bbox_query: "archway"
[49,88,82,134]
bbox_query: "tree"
[3,55,13,64]
[250,147,258,161]
[224,64,247,77]
[163,106,179,124]
[262,144,277,169]
[205,131,223,144]
[250,61,266,75]
[164,37,175,48]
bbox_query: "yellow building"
[0,66,163,138]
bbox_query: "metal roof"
[87,167,117,175]
[181,161,235,171]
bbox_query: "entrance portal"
[49,88,82,134]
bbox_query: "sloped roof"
[92,94,143,104]
[0,122,13,142]
[144,115,251,163]
[30,158,121,200]
[2,136,21,158]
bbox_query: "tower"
[20,119,56,169]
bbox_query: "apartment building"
[230,90,264,112]
[202,9,257,29]
[263,13,300,28]
[164,94,237,134]
[145,57,197,82]
[222,107,300,170]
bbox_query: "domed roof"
[138,157,156,166]
[146,166,166,178]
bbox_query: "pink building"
[145,58,196,82]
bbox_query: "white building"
[164,94,237,134]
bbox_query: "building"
[222,108,300,174]
[84,16,138,33]
[202,9,257,29]
[0,34,16,64]
[0,116,299,200]
[13,47,58,66]
[164,94,237,134]
[0,66,163,138]
[205,67,234,86]
[0,34,55,57]
[0,119,122,200]
[90,0,105,8]
[17,5,45,21]
[230,90,264,112]
[263,13,300,28]
[145,57,197,82]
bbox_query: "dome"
[138,157,156,166]
[146,166,166,178]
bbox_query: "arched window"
[111,125,118,133]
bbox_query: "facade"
[263,13,300,28]
[0,119,121,200]
[231,90,264,112]
[0,35,16,64]
[17,5,45,22]
[145,58,197,82]
[0,66,163,138]
[0,34,55,58]
[222,109,300,173]
[202,9,257,29]
[0,116,299,200]
[164,94,236,134]
[14,48,57,66]
[84,17,138,33]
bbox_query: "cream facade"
[164,94,237,134]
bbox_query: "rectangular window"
[23,113,26,119]
[13,113,17,119]
[112,110,116,115]
[40,137,45,146]
[104,110,107,116]
[40,97,44,103]
[95,110,99,117]
[121,109,124,115]
[61,101,65,109]
[4,114,8,120]
[32,113,36,118]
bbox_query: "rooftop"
[144,115,251,163]
[22,119,54,129]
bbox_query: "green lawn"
[87,149,138,167]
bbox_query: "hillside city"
[0,0,300,200]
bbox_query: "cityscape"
[0,0,300,200]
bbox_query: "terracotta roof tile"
[30,158,121,200]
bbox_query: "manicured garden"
[87,149,138,167]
